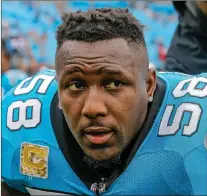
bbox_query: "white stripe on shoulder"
[26,187,69,195]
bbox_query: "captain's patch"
[20,142,49,179]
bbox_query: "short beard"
[83,153,121,171]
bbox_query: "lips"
[84,126,114,145]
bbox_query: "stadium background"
[2,1,178,96]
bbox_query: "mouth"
[84,126,114,145]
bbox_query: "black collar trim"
[50,77,166,190]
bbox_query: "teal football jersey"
[2,69,207,195]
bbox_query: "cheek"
[107,89,139,130]
[109,89,140,114]
[108,87,148,135]
[59,91,83,127]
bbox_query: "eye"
[68,81,86,91]
[106,80,123,89]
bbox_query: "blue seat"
[133,12,153,27]
[69,1,90,7]
[149,2,175,15]
[68,1,90,11]
[43,30,56,65]
[93,1,127,8]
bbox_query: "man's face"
[56,38,154,161]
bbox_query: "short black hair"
[56,8,146,49]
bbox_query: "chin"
[85,146,120,161]
[83,148,121,170]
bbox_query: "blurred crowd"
[2,1,178,96]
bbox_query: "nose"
[82,86,107,119]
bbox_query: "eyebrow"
[62,67,84,76]
[96,67,123,76]
[59,65,133,86]
[61,66,126,77]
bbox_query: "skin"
[56,38,156,161]
[197,1,207,15]
[2,50,10,73]
[2,38,156,195]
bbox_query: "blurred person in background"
[1,1,178,72]
[11,50,28,72]
[1,39,28,97]
[27,57,41,76]
[2,39,12,96]
[2,39,11,74]
[165,1,207,74]
[2,20,10,39]
[2,8,207,195]
[157,40,167,63]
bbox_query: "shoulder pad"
[151,72,207,155]
[2,68,59,171]
[2,69,59,184]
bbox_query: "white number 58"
[7,99,41,130]
[159,77,206,136]
[6,74,55,131]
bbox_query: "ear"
[146,67,156,98]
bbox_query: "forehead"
[56,38,136,67]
